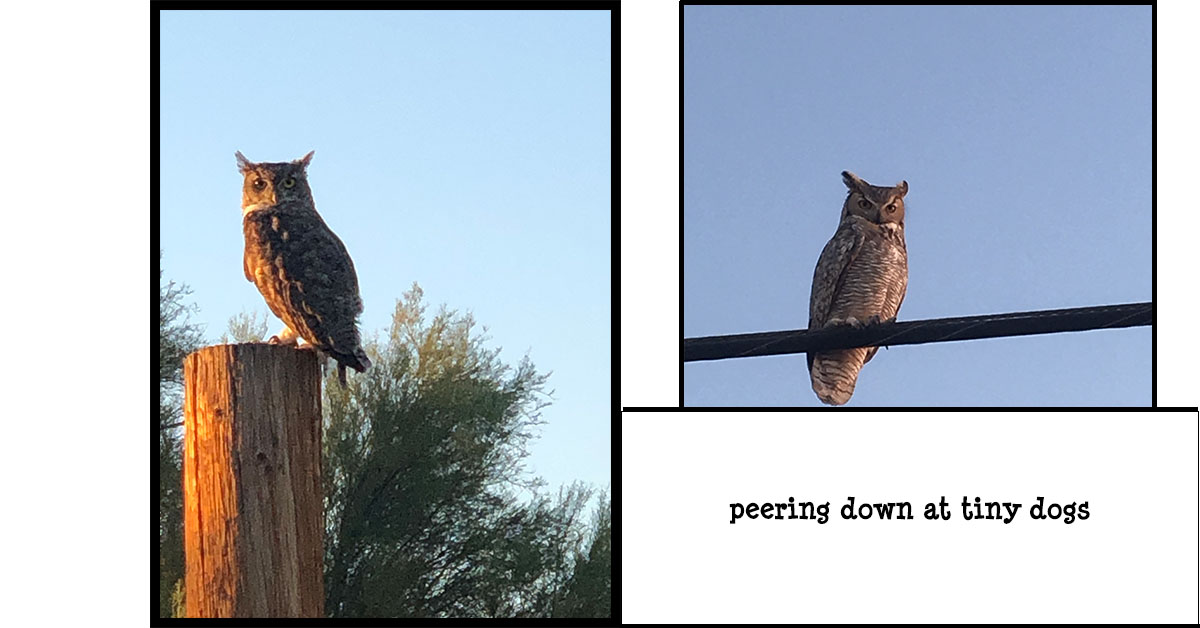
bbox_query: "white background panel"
[622,412,1199,623]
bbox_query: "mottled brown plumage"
[237,150,371,386]
[807,171,908,405]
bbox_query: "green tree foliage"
[552,490,611,618]
[322,285,609,617]
[158,254,205,617]
[157,280,610,618]
[219,309,270,344]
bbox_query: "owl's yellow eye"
[857,199,871,209]
[282,177,296,188]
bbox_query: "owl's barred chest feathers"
[825,219,906,321]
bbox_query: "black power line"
[684,302,1152,363]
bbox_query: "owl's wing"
[889,281,907,323]
[808,222,866,330]
[277,212,363,330]
[862,233,907,365]
[807,223,866,373]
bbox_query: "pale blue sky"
[684,5,1151,406]
[159,10,611,492]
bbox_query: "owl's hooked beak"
[242,202,271,216]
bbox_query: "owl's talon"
[268,325,300,346]
[268,334,297,346]
[843,316,873,329]
[824,316,885,329]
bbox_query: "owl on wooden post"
[807,171,908,405]
[236,150,371,387]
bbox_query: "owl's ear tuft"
[842,171,866,191]
[896,180,908,197]
[235,151,253,174]
[297,150,315,168]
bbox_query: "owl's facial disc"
[242,170,276,212]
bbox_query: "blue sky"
[159,10,611,493]
[683,5,1151,406]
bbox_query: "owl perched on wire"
[236,150,371,387]
[807,171,908,405]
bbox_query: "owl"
[236,150,371,386]
[807,171,908,405]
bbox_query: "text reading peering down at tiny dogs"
[729,496,1089,525]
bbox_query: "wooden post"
[183,343,325,617]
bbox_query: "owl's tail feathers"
[809,350,865,406]
[331,347,372,388]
